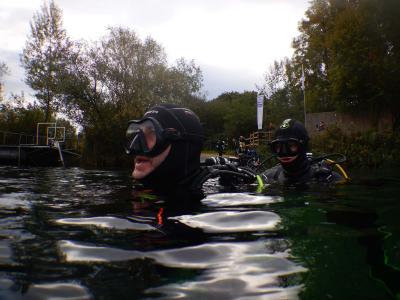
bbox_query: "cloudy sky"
[0,0,309,100]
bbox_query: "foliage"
[0,94,76,147]
[18,0,205,167]
[0,97,45,135]
[196,91,259,150]
[62,28,203,124]
[262,59,305,125]
[311,125,400,168]
[21,0,74,122]
[8,0,400,168]
[257,0,400,170]
[52,27,204,166]
[291,0,400,124]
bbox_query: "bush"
[311,125,400,168]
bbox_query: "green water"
[0,166,399,299]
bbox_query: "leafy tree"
[21,0,73,121]
[373,0,400,129]
[198,91,261,149]
[60,27,203,125]
[292,0,335,113]
[0,99,76,147]
[223,92,258,138]
[261,59,305,125]
[55,27,204,167]
[327,0,387,114]
[291,0,400,128]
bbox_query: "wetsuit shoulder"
[261,164,283,184]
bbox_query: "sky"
[0,0,310,101]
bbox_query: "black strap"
[192,164,257,189]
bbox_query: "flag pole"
[303,88,306,129]
[256,93,264,131]
[301,65,306,128]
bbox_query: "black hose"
[311,153,347,164]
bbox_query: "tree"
[21,0,73,121]
[223,92,259,138]
[199,91,259,145]
[60,27,203,126]
[261,59,305,125]
[292,0,335,113]
[56,27,204,167]
[292,0,400,126]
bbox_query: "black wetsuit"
[135,161,257,203]
[261,158,344,187]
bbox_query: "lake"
[0,166,399,299]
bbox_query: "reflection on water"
[0,166,400,299]
[202,192,282,207]
[171,210,280,233]
[56,216,157,231]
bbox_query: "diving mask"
[125,117,182,157]
[269,138,303,157]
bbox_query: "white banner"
[257,94,264,130]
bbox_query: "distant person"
[247,145,260,163]
[245,144,260,169]
[238,136,246,154]
[232,138,239,155]
[318,121,326,131]
[216,139,225,157]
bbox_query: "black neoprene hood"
[274,119,309,144]
[136,104,204,191]
[142,104,204,144]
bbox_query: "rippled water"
[0,166,399,299]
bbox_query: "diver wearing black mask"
[125,104,205,199]
[261,119,344,186]
[125,104,257,202]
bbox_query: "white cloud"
[0,0,309,100]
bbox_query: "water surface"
[0,166,399,299]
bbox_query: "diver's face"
[271,139,301,165]
[132,145,171,180]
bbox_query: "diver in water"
[125,104,205,200]
[125,108,346,203]
[261,118,348,186]
[125,104,256,203]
